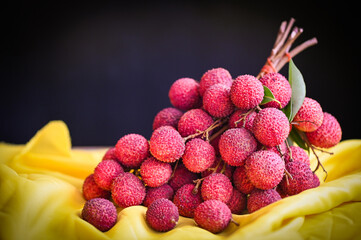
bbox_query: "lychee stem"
[230,218,240,226]
[183,118,227,142]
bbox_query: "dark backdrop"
[1,1,360,146]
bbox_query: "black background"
[1,1,360,146]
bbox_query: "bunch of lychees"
[80,18,342,233]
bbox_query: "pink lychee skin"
[168,163,199,192]
[226,188,247,214]
[146,198,179,232]
[194,200,232,233]
[230,74,264,110]
[115,134,149,168]
[228,109,257,132]
[306,112,342,148]
[259,72,292,109]
[284,146,310,166]
[143,184,174,207]
[245,150,285,190]
[266,141,288,157]
[82,174,111,201]
[173,183,203,218]
[111,172,146,208]
[177,108,214,138]
[149,126,185,163]
[203,83,234,118]
[232,165,255,194]
[102,147,118,161]
[81,198,117,232]
[247,188,282,213]
[201,158,233,180]
[293,97,324,132]
[252,107,290,147]
[93,159,124,191]
[140,157,173,187]
[182,138,216,173]
[219,128,258,166]
[152,107,183,131]
[201,173,233,203]
[199,67,233,96]
[169,77,201,111]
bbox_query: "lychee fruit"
[252,107,290,147]
[81,198,117,232]
[230,74,264,110]
[168,77,201,111]
[306,112,342,148]
[284,145,310,166]
[182,138,216,173]
[228,109,257,131]
[293,97,323,132]
[102,147,118,161]
[259,72,292,109]
[152,107,183,131]
[232,165,255,194]
[203,83,234,118]
[245,150,285,190]
[143,184,174,207]
[201,173,233,203]
[194,200,232,233]
[140,157,173,187]
[149,126,185,163]
[111,172,146,208]
[168,163,199,192]
[219,128,258,166]
[173,183,203,218]
[177,108,214,138]
[199,67,233,96]
[247,188,281,213]
[201,158,233,180]
[146,198,179,232]
[226,188,247,214]
[115,133,149,168]
[82,174,111,200]
[93,159,124,191]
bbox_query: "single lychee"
[252,107,290,147]
[177,108,214,138]
[219,128,257,166]
[311,173,320,188]
[247,188,281,213]
[146,198,179,232]
[306,112,342,148]
[93,159,124,191]
[226,188,247,214]
[102,147,118,161]
[194,200,232,233]
[182,138,216,173]
[152,107,183,130]
[259,72,292,109]
[173,183,203,218]
[230,74,264,110]
[232,165,255,194]
[201,173,233,203]
[111,172,146,208]
[143,184,174,207]
[199,67,233,96]
[169,77,201,111]
[201,158,233,180]
[203,83,234,118]
[228,109,257,131]
[168,163,199,192]
[293,97,323,132]
[115,133,149,168]
[81,198,117,232]
[140,157,173,187]
[149,126,185,163]
[284,145,310,166]
[82,174,111,200]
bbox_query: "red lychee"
[143,184,174,207]
[168,163,199,192]
[226,188,247,214]
[173,183,203,218]
[152,107,183,131]
[232,165,255,194]
[115,133,149,168]
[228,109,257,131]
[284,145,310,166]
[293,97,323,132]
[169,77,201,111]
[203,83,234,118]
[82,174,111,201]
[102,147,118,161]
[177,108,214,138]
[140,157,173,187]
[182,138,216,173]
[201,173,233,203]
[146,198,179,232]
[199,67,233,96]
[247,188,281,213]
[93,159,124,191]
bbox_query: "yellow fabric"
[1,121,361,240]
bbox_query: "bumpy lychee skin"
[146,198,179,232]
[194,200,232,233]
[219,128,258,166]
[173,184,203,218]
[81,198,117,232]
[149,126,185,163]
[201,158,233,180]
[259,72,292,109]
[229,109,257,131]
[226,188,247,214]
[245,150,285,190]
[247,188,281,213]
[169,77,201,111]
[111,172,146,208]
[140,157,173,187]
[152,107,183,130]
[293,97,323,132]
[306,112,342,148]
[93,159,124,191]
[168,163,199,192]
[203,83,234,118]
[82,174,111,200]
[182,138,216,173]
[102,147,118,161]
[199,67,233,96]
[143,184,174,207]
[232,165,255,194]
[201,173,233,203]
[115,134,149,168]
[252,108,290,147]
[284,146,310,166]
[230,74,264,110]
[177,108,214,138]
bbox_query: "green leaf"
[261,85,282,108]
[288,128,309,152]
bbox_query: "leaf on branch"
[260,85,282,108]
